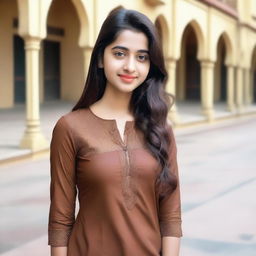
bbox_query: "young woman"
[48,7,182,256]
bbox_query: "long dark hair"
[72,7,177,198]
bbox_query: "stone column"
[165,57,180,124]
[227,65,235,111]
[20,37,48,151]
[236,67,243,113]
[83,46,93,80]
[200,60,215,121]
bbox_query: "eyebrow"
[111,46,149,54]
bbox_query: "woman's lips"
[118,74,137,83]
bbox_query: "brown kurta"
[48,107,182,256]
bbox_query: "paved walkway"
[177,116,256,256]
[0,101,73,162]
[0,109,255,255]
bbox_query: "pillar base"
[20,131,49,151]
[227,104,235,112]
[202,108,214,122]
[236,105,244,115]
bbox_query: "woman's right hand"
[51,246,67,256]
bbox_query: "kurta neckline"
[88,106,135,124]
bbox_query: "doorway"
[43,40,60,100]
[14,35,25,103]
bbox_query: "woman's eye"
[114,51,125,57]
[137,55,149,62]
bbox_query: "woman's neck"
[90,85,134,120]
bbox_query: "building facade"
[0,0,256,150]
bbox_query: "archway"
[251,46,256,103]
[155,15,169,55]
[14,35,25,103]
[155,18,163,50]
[45,0,84,102]
[214,32,234,111]
[177,24,201,102]
[214,35,227,103]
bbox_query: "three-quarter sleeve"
[48,116,77,246]
[158,125,183,237]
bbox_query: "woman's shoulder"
[54,108,91,131]
[59,107,90,122]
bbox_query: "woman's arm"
[48,117,77,252]
[158,125,183,255]
[162,237,180,256]
[51,246,67,256]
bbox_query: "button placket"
[112,121,137,210]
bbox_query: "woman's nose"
[123,56,136,73]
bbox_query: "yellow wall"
[0,0,17,108]
[46,0,84,102]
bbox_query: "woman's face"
[101,29,150,94]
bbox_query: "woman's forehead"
[108,29,149,51]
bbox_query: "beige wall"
[46,0,84,102]
[252,0,256,18]
[0,0,18,108]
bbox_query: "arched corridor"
[155,15,169,55]
[45,0,84,102]
[177,24,201,102]
[14,35,25,103]
[155,18,163,48]
[215,36,227,103]
[213,32,235,113]
[251,46,256,103]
